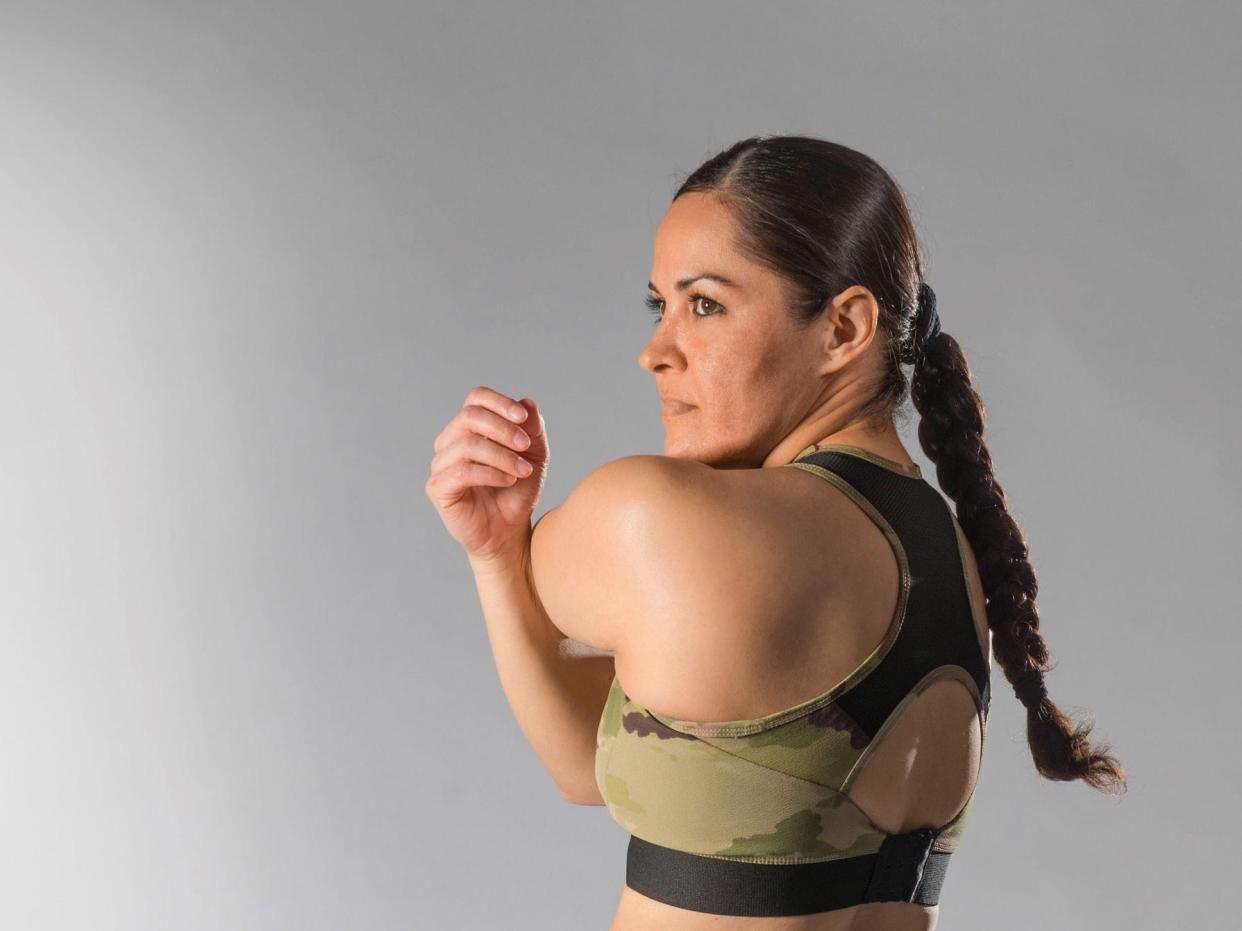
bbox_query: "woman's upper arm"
[528,455,692,656]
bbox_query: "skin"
[596,191,988,931]
[638,190,915,471]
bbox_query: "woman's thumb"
[514,397,548,461]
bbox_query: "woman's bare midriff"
[609,886,938,930]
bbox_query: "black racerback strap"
[793,449,992,726]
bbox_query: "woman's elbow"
[558,781,606,806]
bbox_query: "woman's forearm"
[467,532,614,802]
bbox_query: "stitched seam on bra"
[684,843,890,866]
[802,442,923,478]
[643,463,911,737]
[933,511,983,764]
[941,506,990,764]
[946,507,993,678]
[596,677,621,809]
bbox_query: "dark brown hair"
[675,134,1125,794]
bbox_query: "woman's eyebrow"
[647,273,741,293]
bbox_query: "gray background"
[2,1,1237,928]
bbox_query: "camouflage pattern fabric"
[595,665,985,863]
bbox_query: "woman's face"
[638,192,838,469]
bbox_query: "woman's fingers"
[437,431,532,479]
[466,385,529,426]
[425,387,542,560]
[465,402,532,454]
[433,403,530,456]
[426,434,527,498]
[453,458,523,488]
[434,391,531,455]
[427,385,541,508]
[432,404,532,471]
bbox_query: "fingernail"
[509,405,526,421]
[517,457,533,475]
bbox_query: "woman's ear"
[815,285,880,376]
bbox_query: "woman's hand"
[426,386,548,563]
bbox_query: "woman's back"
[600,443,992,930]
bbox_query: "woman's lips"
[661,400,696,415]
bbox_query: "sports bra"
[593,442,992,917]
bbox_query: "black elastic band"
[625,828,948,917]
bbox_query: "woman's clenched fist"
[425,386,548,563]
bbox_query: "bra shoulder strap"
[790,449,991,737]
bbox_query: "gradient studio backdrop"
[2,2,1237,929]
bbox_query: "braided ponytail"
[909,290,1126,792]
[901,282,942,367]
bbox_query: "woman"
[427,135,1126,929]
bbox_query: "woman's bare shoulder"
[529,455,724,654]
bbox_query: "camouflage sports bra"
[594,442,992,917]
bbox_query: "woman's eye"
[643,294,722,324]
